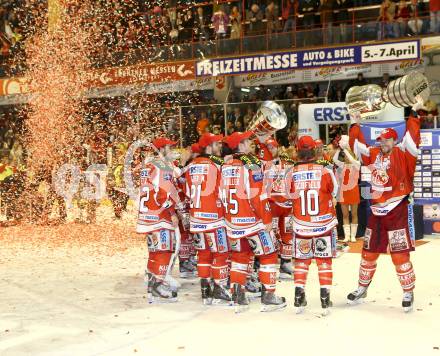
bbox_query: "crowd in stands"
[0,0,438,71]
[1,73,439,163]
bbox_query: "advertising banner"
[197,40,420,77]
[234,58,428,87]
[298,102,404,139]
[413,130,440,205]
[86,60,195,88]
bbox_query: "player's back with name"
[185,155,224,232]
[288,160,337,236]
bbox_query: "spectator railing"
[0,1,436,75]
[91,14,433,68]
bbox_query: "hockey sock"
[178,232,192,262]
[152,252,173,280]
[358,251,379,288]
[212,252,229,286]
[392,253,416,292]
[197,249,212,279]
[247,255,255,274]
[189,234,196,259]
[259,253,278,291]
[230,251,251,286]
[316,258,333,288]
[294,258,312,287]
[147,251,157,276]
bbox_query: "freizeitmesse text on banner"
[196,40,420,77]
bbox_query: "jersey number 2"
[139,187,150,213]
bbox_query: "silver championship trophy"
[247,101,288,139]
[345,71,431,118]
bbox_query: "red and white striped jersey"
[264,156,296,209]
[185,155,225,232]
[349,115,420,216]
[136,159,179,233]
[288,161,338,236]
[220,153,272,238]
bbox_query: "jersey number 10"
[300,189,319,216]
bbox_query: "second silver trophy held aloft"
[345,71,431,118]
[247,101,288,139]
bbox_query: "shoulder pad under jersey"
[315,159,333,167]
[152,159,174,171]
[237,154,261,169]
[209,155,224,166]
[280,154,296,165]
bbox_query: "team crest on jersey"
[371,154,390,186]
[163,173,172,181]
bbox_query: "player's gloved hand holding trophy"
[345,71,431,120]
[339,71,431,149]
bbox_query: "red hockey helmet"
[198,132,224,148]
[376,128,398,141]
[152,137,177,150]
[297,135,317,151]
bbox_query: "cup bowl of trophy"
[345,71,431,120]
[248,101,288,141]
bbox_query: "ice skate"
[151,279,178,303]
[260,286,286,312]
[179,260,197,279]
[320,288,333,316]
[402,291,414,313]
[164,274,181,291]
[200,278,212,305]
[232,284,249,313]
[211,283,233,306]
[245,272,262,298]
[294,287,307,314]
[279,258,293,280]
[189,255,198,270]
[347,286,368,304]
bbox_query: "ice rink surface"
[1,217,439,356]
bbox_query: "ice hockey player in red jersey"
[221,131,286,312]
[287,135,338,315]
[260,137,295,279]
[343,98,425,312]
[175,152,197,279]
[185,133,231,305]
[137,137,180,302]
